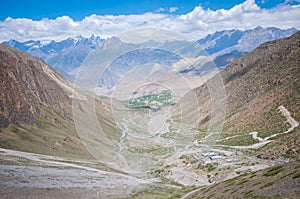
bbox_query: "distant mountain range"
[74,36,207,97]
[197,26,298,55]
[2,27,297,83]
[2,35,104,78]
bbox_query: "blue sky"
[0,0,298,20]
[0,0,299,41]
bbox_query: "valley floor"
[0,147,158,199]
[0,105,298,199]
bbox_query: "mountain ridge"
[2,35,104,77]
[2,27,297,83]
[198,26,298,55]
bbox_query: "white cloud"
[155,8,165,13]
[0,0,299,42]
[169,7,178,13]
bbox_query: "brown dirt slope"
[0,44,119,159]
[0,44,70,128]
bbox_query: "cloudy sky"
[0,0,299,41]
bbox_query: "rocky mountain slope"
[179,31,300,158]
[0,44,70,128]
[180,161,300,199]
[0,44,119,158]
[221,31,299,136]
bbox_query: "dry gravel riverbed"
[0,148,158,199]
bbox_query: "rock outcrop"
[0,44,70,128]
